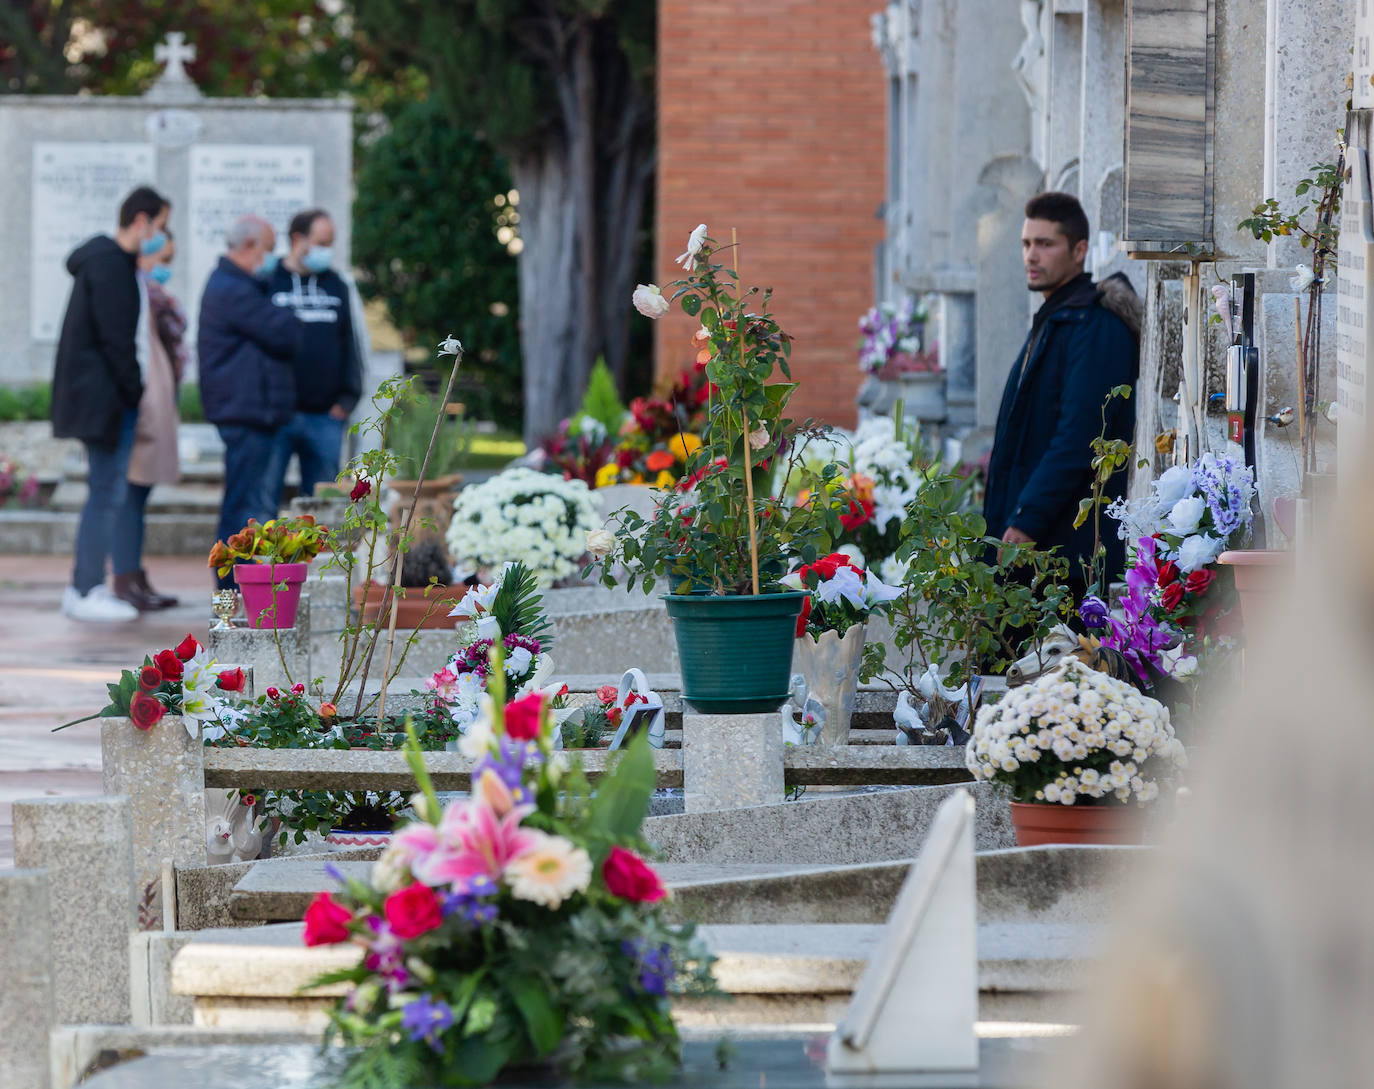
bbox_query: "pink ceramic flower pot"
[235,561,309,629]
[1216,549,1290,628]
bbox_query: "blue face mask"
[140,230,167,257]
[257,253,280,279]
[150,264,173,285]
[303,246,333,274]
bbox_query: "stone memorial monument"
[0,32,353,386]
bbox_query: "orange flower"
[645,450,676,472]
[695,348,712,366]
[848,473,875,503]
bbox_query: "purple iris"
[473,735,542,802]
[401,994,454,1052]
[441,875,499,926]
[1078,596,1110,629]
[621,938,675,997]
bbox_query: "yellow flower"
[594,463,621,488]
[630,473,645,484]
[670,433,702,462]
[654,470,675,488]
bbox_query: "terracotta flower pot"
[1216,549,1290,627]
[354,582,470,629]
[1009,801,1144,846]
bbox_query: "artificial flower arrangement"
[445,467,601,588]
[301,670,715,1087]
[0,455,40,508]
[55,634,247,738]
[598,225,846,596]
[1086,452,1256,688]
[966,658,1186,806]
[427,562,557,732]
[558,685,650,750]
[783,551,904,641]
[208,514,330,577]
[858,294,936,376]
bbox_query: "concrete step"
[0,509,219,556]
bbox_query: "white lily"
[815,565,867,610]
[862,570,905,607]
[676,223,708,270]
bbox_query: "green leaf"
[1072,497,1095,530]
[508,975,562,1055]
[587,732,655,841]
[681,294,702,316]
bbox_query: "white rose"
[632,283,671,319]
[1153,466,1194,508]
[586,527,615,558]
[1177,533,1222,572]
[1167,496,1207,535]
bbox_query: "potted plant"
[355,535,468,629]
[209,514,329,629]
[966,659,1187,845]
[592,226,845,714]
[300,692,715,1083]
[783,552,902,744]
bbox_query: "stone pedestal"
[682,712,784,813]
[207,596,311,692]
[101,718,206,929]
[12,796,135,1024]
[0,869,54,1089]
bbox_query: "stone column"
[0,869,54,1089]
[12,796,135,1023]
[207,594,311,693]
[101,718,206,929]
[681,713,785,813]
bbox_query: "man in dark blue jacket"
[984,192,1140,596]
[198,215,303,588]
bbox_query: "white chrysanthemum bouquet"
[966,660,1186,806]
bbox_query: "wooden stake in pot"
[733,227,762,596]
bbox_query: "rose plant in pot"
[589,225,846,714]
[966,658,1187,845]
[209,514,329,629]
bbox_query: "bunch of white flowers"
[849,416,926,534]
[445,468,601,587]
[966,660,1185,806]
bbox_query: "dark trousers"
[73,410,137,594]
[215,424,280,589]
[266,411,346,504]
[112,482,153,576]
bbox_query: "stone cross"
[154,32,196,83]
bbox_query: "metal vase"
[793,624,866,745]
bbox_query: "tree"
[352,98,523,429]
[348,0,656,443]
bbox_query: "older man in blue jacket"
[198,215,303,588]
[984,192,1140,596]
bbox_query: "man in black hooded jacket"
[51,185,170,623]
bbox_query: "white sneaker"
[62,584,139,623]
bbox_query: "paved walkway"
[0,555,214,865]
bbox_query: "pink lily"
[412,791,537,887]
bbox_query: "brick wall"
[654,0,887,428]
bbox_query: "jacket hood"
[66,234,127,276]
[1096,272,1143,339]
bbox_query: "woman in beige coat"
[112,234,186,610]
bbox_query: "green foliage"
[353,98,521,428]
[177,382,205,423]
[0,383,51,421]
[576,358,628,436]
[487,561,554,650]
[1238,158,1343,263]
[559,707,608,749]
[877,474,1071,706]
[1072,384,1133,595]
[385,391,472,479]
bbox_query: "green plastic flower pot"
[663,591,806,714]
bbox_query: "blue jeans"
[73,410,137,594]
[215,425,280,590]
[112,482,152,576]
[266,412,346,505]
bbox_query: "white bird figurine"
[782,674,823,746]
[894,690,924,746]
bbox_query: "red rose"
[153,649,184,682]
[349,479,371,502]
[809,556,841,581]
[1184,569,1216,595]
[504,692,546,741]
[216,667,246,693]
[129,690,166,731]
[384,882,442,940]
[303,892,353,946]
[839,498,874,531]
[174,634,200,661]
[138,665,163,691]
[602,846,667,903]
[795,595,813,637]
[266,687,281,700]
[291,683,305,695]
[1160,583,1185,612]
[1156,561,1180,587]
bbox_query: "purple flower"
[472,735,542,803]
[441,875,499,926]
[1078,596,1109,629]
[401,994,454,1052]
[363,916,410,993]
[502,632,541,657]
[621,938,676,997]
